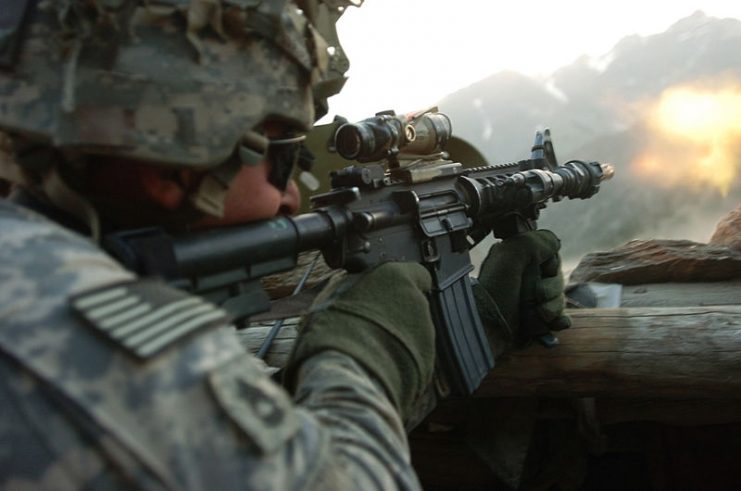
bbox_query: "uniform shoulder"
[0,199,133,297]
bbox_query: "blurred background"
[320,0,741,268]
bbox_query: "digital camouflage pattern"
[0,200,422,490]
[0,0,354,168]
[0,1,425,488]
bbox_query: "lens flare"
[632,85,741,196]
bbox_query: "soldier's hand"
[472,230,570,354]
[284,262,435,419]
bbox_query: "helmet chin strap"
[188,130,268,218]
[41,165,101,242]
[0,135,28,187]
[0,135,100,239]
[189,155,244,218]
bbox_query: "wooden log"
[569,240,741,284]
[241,305,741,400]
[478,305,741,399]
[238,320,300,369]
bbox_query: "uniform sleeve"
[0,346,422,491]
[0,202,422,490]
[291,350,423,490]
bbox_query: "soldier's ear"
[138,166,188,211]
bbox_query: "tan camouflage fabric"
[0,0,354,168]
[0,200,422,490]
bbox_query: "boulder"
[710,205,741,251]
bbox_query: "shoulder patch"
[70,278,231,359]
[209,356,299,455]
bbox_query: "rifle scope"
[334,112,452,162]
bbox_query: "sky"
[321,0,741,123]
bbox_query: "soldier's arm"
[0,202,422,490]
[292,351,422,489]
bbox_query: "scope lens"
[334,124,363,160]
[335,124,372,160]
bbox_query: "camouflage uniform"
[0,0,423,489]
[0,199,422,489]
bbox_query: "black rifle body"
[106,152,611,396]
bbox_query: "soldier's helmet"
[0,0,358,170]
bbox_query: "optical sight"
[334,111,452,162]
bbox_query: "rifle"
[104,109,614,396]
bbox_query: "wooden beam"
[241,304,741,399]
[478,306,741,399]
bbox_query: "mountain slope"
[439,11,741,263]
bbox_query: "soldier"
[0,0,568,489]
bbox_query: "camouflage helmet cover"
[0,0,358,169]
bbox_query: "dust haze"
[437,11,741,268]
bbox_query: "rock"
[710,205,741,251]
[570,239,741,284]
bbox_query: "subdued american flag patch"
[70,278,231,359]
